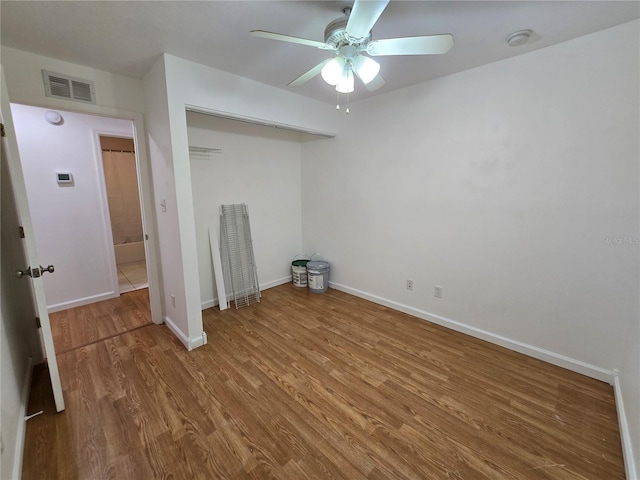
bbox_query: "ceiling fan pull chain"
[336,92,351,114]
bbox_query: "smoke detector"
[506,29,533,47]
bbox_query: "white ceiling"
[1,1,638,104]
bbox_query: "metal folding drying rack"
[219,204,260,308]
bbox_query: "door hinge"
[19,226,25,238]
[0,123,5,138]
[35,317,41,328]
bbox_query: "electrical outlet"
[435,285,443,298]
[406,280,414,291]
[171,294,176,307]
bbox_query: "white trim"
[261,276,292,291]
[164,315,189,349]
[13,357,33,480]
[48,291,118,313]
[200,276,292,310]
[201,299,217,310]
[130,116,162,326]
[190,331,207,350]
[164,315,207,351]
[614,375,638,480]
[329,281,617,384]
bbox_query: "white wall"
[11,104,134,310]
[302,19,639,472]
[187,112,313,308]
[1,47,145,113]
[143,54,337,349]
[142,56,189,345]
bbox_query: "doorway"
[99,135,148,294]
[10,103,153,349]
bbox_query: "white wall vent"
[42,70,96,104]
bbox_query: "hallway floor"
[48,288,152,354]
[117,260,147,293]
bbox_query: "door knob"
[15,267,33,278]
[40,265,55,274]
[15,265,54,279]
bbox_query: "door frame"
[6,101,162,325]
[93,130,141,298]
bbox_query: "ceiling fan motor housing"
[324,16,370,49]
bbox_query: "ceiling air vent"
[42,70,96,104]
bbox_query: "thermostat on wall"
[56,172,73,184]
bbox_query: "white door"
[1,66,64,412]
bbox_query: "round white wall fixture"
[44,110,63,125]
[506,30,533,47]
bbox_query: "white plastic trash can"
[307,260,330,293]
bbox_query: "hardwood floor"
[23,284,625,479]
[49,288,152,354]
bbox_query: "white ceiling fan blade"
[364,73,385,91]
[287,59,332,87]
[367,34,454,56]
[345,0,390,41]
[251,30,335,50]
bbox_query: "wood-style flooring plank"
[23,283,625,479]
[49,289,152,354]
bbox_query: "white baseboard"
[261,276,292,291]
[163,316,206,351]
[188,331,207,351]
[614,375,638,480]
[13,356,34,480]
[48,291,118,313]
[329,282,616,384]
[201,299,217,310]
[200,276,292,311]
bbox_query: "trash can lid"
[307,260,329,270]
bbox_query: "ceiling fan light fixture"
[352,55,380,84]
[336,68,354,93]
[321,57,345,85]
[251,0,454,102]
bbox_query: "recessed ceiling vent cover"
[42,70,96,104]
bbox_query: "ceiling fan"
[251,0,454,95]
